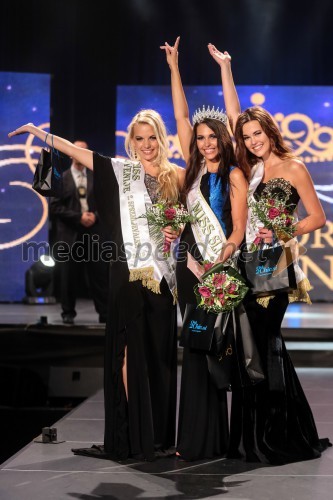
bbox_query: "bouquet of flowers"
[139,202,194,257]
[249,192,296,247]
[194,262,249,314]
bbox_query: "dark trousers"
[57,232,109,318]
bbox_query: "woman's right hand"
[257,227,274,244]
[161,225,182,243]
[8,123,35,138]
[160,36,180,68]
[207,43,231,67]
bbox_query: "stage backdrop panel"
[0,72,50,302]
[116,85,333,302]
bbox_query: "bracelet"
[45,132,49,145]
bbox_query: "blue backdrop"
[0,72,50,302]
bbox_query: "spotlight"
[24,255,56,304]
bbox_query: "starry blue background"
[0,72,50,302]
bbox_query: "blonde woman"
[9,109,185,461]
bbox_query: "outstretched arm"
[208,44,240,134]
[160,37,193,163]
[8,123,94,170]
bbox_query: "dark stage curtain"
[1,0,332,151]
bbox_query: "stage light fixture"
[24,255,56,304]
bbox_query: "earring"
[134,149,138,160]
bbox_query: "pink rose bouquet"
[139,202,195,257]
[194,262,248,314]
[249,192,296,247]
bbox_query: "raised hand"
[8,123,34,138]
[208,43,231,66]
[160,36,180,68]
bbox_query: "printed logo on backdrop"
[0,123,50,250]
[0,72,51,301]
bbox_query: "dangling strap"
[44,132,61,159]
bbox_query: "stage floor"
[1,298,333,329]
[1,301,333,497]
[1,367,333,500]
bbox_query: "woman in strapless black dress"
[209,44,331,464]
[229,177,331,464]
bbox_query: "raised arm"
[160,37,193,163]
[208,44,240,134]
[8,123,94,170]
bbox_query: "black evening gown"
[72,153,177,461]
[228,180,331,464]
[176,173,231,461]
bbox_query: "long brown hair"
[183,118,243,196]
[234,107,295,175]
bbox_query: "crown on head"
[192,105,228,126]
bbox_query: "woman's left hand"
[161,225,181,243]
[207,44,231,67]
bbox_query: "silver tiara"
[192,105,228,126]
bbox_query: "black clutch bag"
[32,135,62,197]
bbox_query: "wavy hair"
[183,118,244,196]
[125,109,179,203]
[234,107,295,175]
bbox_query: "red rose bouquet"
[249,192,296,247]
[194,262,248,314]
[139,202,194,257]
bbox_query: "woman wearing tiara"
[161,37,248,461]
[208,44,331,464]
[9,110,185,461]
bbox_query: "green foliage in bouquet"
[249,192,296,243]
[139,202,195,256]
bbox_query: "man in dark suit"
[50,140,109,324]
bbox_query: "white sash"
[112,158,176,294]
[247,161,306,286]
[187,164,227,261]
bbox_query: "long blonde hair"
[125,109,179,203]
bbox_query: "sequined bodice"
[255,177,300,210]
[144,173,159,204]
